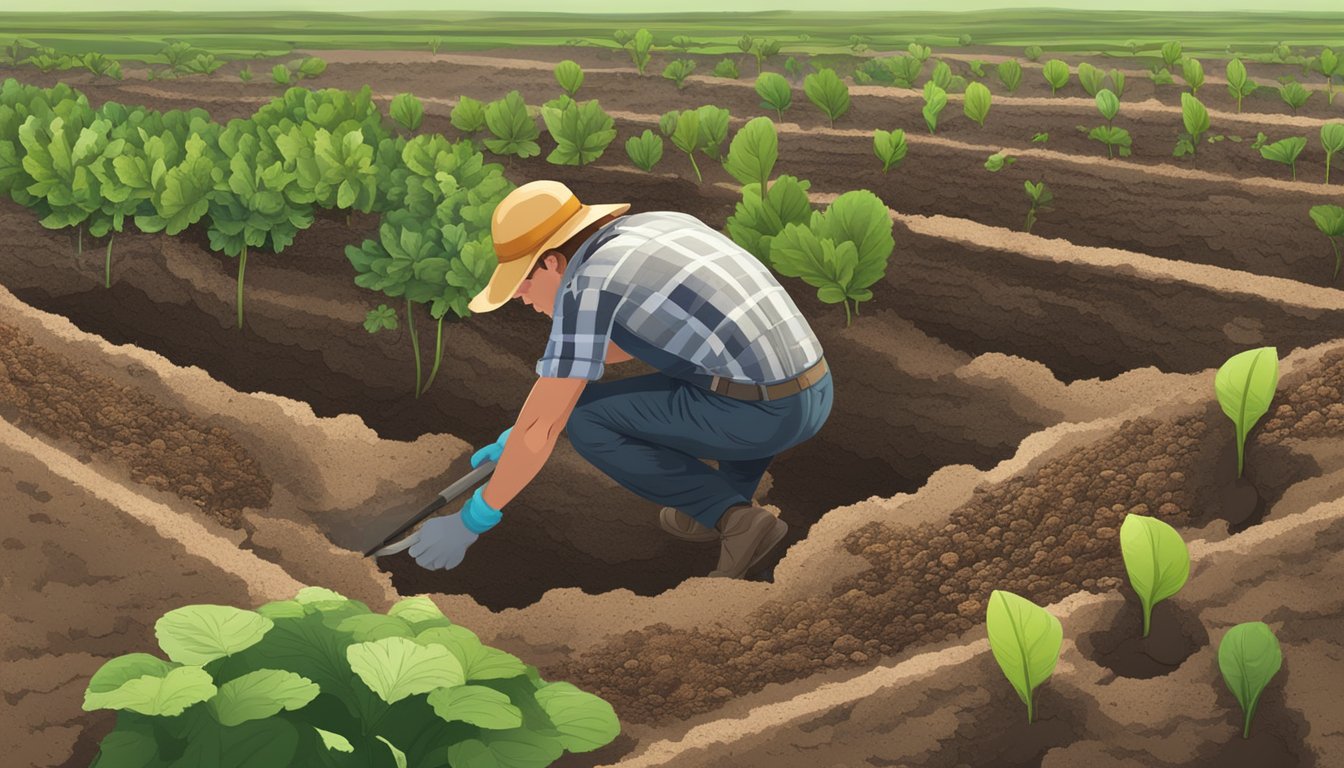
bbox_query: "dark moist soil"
[1260,347,1344,443]
[548,402,1319,726]
[0,322,272,525]
[1075,593,1210,679]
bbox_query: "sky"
[10,0,1344,11]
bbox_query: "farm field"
[3,14,1344,768]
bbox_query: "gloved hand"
[471,427,513,468]
[409,487,502,571]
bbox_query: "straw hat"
[468,180,630,314]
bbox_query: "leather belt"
[708,357,828,402]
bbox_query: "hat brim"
[468,202,631,314]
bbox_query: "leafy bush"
[1259,136,1306,180]
[873,129,907,173]
[1180,57,1205,93]
[756,72,792,120]
[483,91,540,159]
[1119,515,1190,637]
[997,59,1023,92]
[1279,80,1310,112]
[962,82,991,128]
[714,58,739,79]
[626,28,654,76]
[554,59,584,96]
[985,590,1061,724]
[541,99,615,166]
[662,59,696,89]
[272,64,292,86]
[1161,40,1183,69]
[921,81,948,133]
[804,68,849,128]
[1023,180,1052,233]
[81,590,620,767]
[1322,123,1344,184]
[1218,622,1283,739]
[390,92,424,132]
[726,174,812,262]
[625,129,663,172]
[18,113,120,257]
[296,56,327,79]
[1226,58,1258,113]
[1042,60,1069,94]
[1077,62,1105,96]
[1024,45,1042,62]
[769,189,893,325]
[908,42,931,62]
[1214,347,1279,477]
[1310,204,1344,279]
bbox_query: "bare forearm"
[480,423,557,509]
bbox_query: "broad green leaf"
[1180,92,1209,144]
[1042,60,1070,93]
[1214,347,1279,477]
[428,684,524,729]
[694,105,730,161]
[1259,136,1307,179]
[817,188,894,288]
[1095,89,1120,122]
[669,109,700,155]
[209,669,319,726]
[542,99,615,166]
[534,681,621,752]
[390,93,424,132]
[86,653,177,695]
[1181,57,1205,92]
[985,152,1016,172]
[726,175,813,262]
[336,614,415,642]
[379,736,408,768]
[92,725,159,766]
[985,590,1061,723]
[83,665,216,716]
[417,626,527,681]
[1077,61,1105,95]
[347,636,465,704]
[997,59,1022,92]
[314,727,354,752]
[1319,123,1343,184]
[554,60,584,96]
[962,82,992,128]
[624,129,663,172]
[755,72,792,117]
[1119,515,1190,637]
[256,600,306,620]
[1218,622,1283,738]
[1311,204,1344,237]
[387,596,447,624]
[803,68,849,126]
[724,116,778,191]
[873,129,907,173]
[446,729,563,768]
[155,605,273,665]
[451,96,487,134]
[922,81,948,133]
[483,91,539,159]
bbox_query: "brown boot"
[659,507,720,542]
[707,505,788,579]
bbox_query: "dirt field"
[2,42,1343,767]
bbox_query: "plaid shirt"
[536,211,823,384]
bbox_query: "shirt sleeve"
[535,277,621,381]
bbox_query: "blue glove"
[408,488,501,571]
[471,427,513,468]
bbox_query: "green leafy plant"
[921,81,948,134]
[1251,131,1269,150]
[1280,80,1310,112]
[1095,88,1120,123]
[1023,180,1052,233]
[390,92,424,133]
[1226,58,1258,113]
[1118,515,1190,637]
[1180,57,1205,93]
[985,590,1062,724]
[1032,132,1049,143]
[1152,67,1175,86]
[667,108,703,182]
[82,590,621,766]
[1042,60,1069,94]
[1320,123,1344,184]
[1110,69,1126,98]
[1214,347,1279,477]
[671,35,695,53]
[429,36,443,54]
[451,95,487,138]
[873,129,907,173]
[714,58,740,79]
[984,151,1016,172]
[1089,125,1132,159]
[752,38,781,74]
[909,42,931,62]
[483,91,540,159]
[784,55,803,81]
[969,60,986,78]
[1310,204,1344,279]
[1318,47,1340,104]
[1077,62,1105,96]
[962,82,992,128]
[272,64,292,86]
[725,116,778,194]
[1219,622,1283,739]
[848,34,871,53]
[769,189,894,325]
[296,56,326,80]
[613,29,633,47]
[238,66,253,83]
[737,34,755,56]
[1178,92,1210,157]
[1024,45,1043,62]
[662,59,697,90]
[364,304,398,333]
[542,99,616,166]
[627,28,654,76]
[1161,40,1183,69]
[1259,136,1307,180]
[625,128,663,172]
[804,68,850,128]
[555,59,584,96]
[756,72,792,120]
[693,104,730,164]
[997,59,1023,92]
[726,174,812,261]
[930,60,953,90]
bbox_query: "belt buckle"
[710,374,722,394]
[757,383,770,401]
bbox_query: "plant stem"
[776,107,783,121]
[104,233,114,289]
[1331,238,1341,281]
[842,300,852,327]
[77,225,83,254]
[1326,152,1333,185]
[687,152,702,183]
[406,297,423,398]
[236,245,248,329]
[1142,605,1151,637]
[1291,162,1297,182]
[422,315,445,393]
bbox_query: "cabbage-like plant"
[963,82,991,128]
[1279,80,1310,112]
[930,60,953,90]
[997,59,1022,92]
[451,95,487,139]
[1077,61,1105,96]
[390,92,424,132]
[541,99,616,166]
[1024,45,1042,62]
[18,113,123,256]
[714,58,739,79]
[726,174,812,262]
[1161,40,1183,68]
[662,59,696,90]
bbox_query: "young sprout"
[1024,44,1043,62]
[1180,57,1205,93]
[963,82,992,128]
[1042,59,1070,94]
[1119,515,1190,637]
[803,68,849,127]
[1109,69,1126,98]
[555,59,584,96]
[1161,40,1183,69]
[986,590,1062,724]
[1258,136,1307,180]
[873,129,908,173]
[921,81,948,133]
[1023,181,1053,233]
[1279,80,1310,112]
[1214,347,1279,476]
[1321,123,1344,184]
[984,151,1016,172]
[662,59,697,90]
[625,129,663,172]
[997,59,1023,92]
[1310,205,1344,280]
[713,58,739,79]
[1226,58,1258,113]
[1219,622,1283,739]
[756,72,792,120]
[1077,61,1105,96]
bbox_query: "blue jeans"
[565,370,833,528]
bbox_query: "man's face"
[514,252,566,317]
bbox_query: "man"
[409,180,832,579]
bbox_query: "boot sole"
[710,517,789,579]
[659,507,719,543]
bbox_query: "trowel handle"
[364,459,497,557]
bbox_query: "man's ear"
[543,251,567,272]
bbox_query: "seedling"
[555,59,584,96]
[1279,80,1310,112]
[694,105,731,163]
[483,91,540,159]
[921,81,948,133]
[1226,58,1258,113]
[997,59,1023,92]
[756,72,792,120]
[1095,88,1120,123]
[1214,347,1279,477]
[1161,40,1183,69]
[726,174,813,261]
[625,129,663,172]
[1310,205,1344,279]
[668,109,703,182]
[986,590,1062,724]
[671,35,694,53]
[784,56,803,81]
[1250,131,1269,150]
[873,129,908,173]
[1109,69,1126,98]
[1318,48,1339,104]
[1024,45,1042,62]
[1258,136,1306,180]
[542,100,615,166]
[848,34,870,53]
[1077,62,1105,96]
[662,59,696,89]
[931,60,953,90]
[969,60,986,78]
[1031,132,1049,143]
[714,58,739,79]
[752,38,781,74]
[1023,180,1052,233]
[1119,515,1190,637]
[390,92,424,132]
[908,42,931,62]
[428,36,442,54]
[364,304,398,333]
[963,82,992,128]
[725,117,778,192]
[1178,93,1210,157]
[626,28,654,75]
[984,152,1016,172]
[1151,68,1175,86]
[1180,57,1205,93]
[237,67,252,83]
[1090,126,1132,158]
[1322,123,1344,184]
[451,96,486,138]
[1042,60,1069,94]
[1218,622,1283,739]
[804,68,850,127]
[272,63,291,85]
